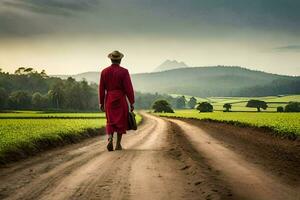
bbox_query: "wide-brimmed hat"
[108,50,124,60]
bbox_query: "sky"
[0,0,299,76]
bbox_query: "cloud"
[0,0,300,39]
[274,45,300,52]
[2,0,99,16]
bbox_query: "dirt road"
[0,112,299,200]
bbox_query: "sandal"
[115,144,122,151]
[107,137,114,151]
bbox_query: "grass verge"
[155,110,300,140]
[0,113,143,165]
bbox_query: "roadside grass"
[0,112,142,164]
[156,109,300,139]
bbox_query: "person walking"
[99,50,135,151]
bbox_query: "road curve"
[0,112,299,200]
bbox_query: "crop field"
[170,94,300,112]
[157,109,300,138]
[0,112,106,119]
[0,111,142,162]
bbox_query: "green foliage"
[285,102,300,112]
[246,99,268,112]
[8,91,31,109]
[157,110,300,138]
[175,95,186,109]
[223,103,232,112]
[0,69,99,111]
[32,92,49,109]
[196,102,213,112]
[188,96,197,109]
[152,99,174,113]
[0,112,143,161]
[277,106,284,112]
[1,68,177,111]
[0,87,8,109]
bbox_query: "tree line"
[0,68,99,111]
[0,68,194,111]
[152,98,300,113]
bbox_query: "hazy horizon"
[0,0,299,76]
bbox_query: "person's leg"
[115,132,124,150]
[107,132,114,151]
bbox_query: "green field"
[157,109,300,138]
[0,111,142,162]
[170,94,300,112]
[0,112,106,119]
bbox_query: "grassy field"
[0,112,106,119]
[0,111,142,163]
[170,94,300,112]
[157,109,300,138]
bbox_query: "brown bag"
[127,111,137,130]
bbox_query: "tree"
[14,67,26,75]
[277,106,284,112]
[152,100,174,113]
[32,92,48,109]
[285,102,300,112]
[48,82,64,109]
[223,103,232,112]
[175,95,186,109]
[196,102,213,112]
[8,91,31,109]
[0,87,8,109]
[246,100,268,112]
[188,97,197,109]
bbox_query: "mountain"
[52,66,300,97]
[153,60,189,72]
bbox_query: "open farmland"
[0,111,142,163]
[157,109,300,138]
[170,94,300,112]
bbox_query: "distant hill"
[52,66,300,97]
[153,60,189,72]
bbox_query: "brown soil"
[0,112,299,200]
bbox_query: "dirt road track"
[0,112,299,200]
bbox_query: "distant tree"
[14,67,26,75]
[175,95,186,109]
[277,106,284,112]
[48,82,64,109]
[0,87,8,109]
[24,68,35,74]
[223,103,232,112]
[32,92,48,109]
[196,102,213,112]
[8,91,31,109]
[40,69,48,78]
[285,102,300,112]
[246,100,268,112]
[152,100,174,113]
[188,97,197,109]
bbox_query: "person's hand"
[99,104,105,112]
[130,104,134,112]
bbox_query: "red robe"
[99,64,135,135]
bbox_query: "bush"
[285,102,300,112]
[223,103,232,112]
[277,106,284,112]
[152,100,174,113]
[196,102,213,112]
